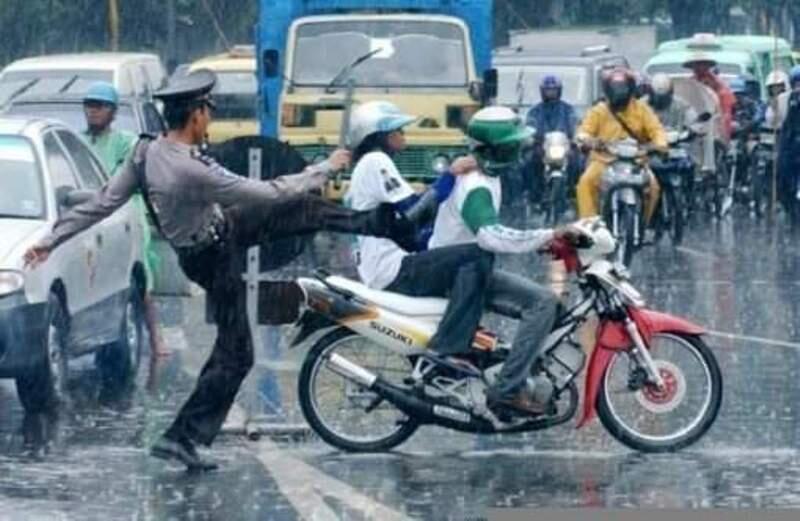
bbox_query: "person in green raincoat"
[82,82,168,357]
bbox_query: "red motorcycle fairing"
[576,308,706,428]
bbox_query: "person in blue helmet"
[524,75,579,205]
[729,75,763,139]
[82,81,169,358]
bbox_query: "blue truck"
[256,0,494,196]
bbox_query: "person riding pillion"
[23,69,412,471]
[575,67,668,222]
[764,70,790,129]
[82,81,168,357]
[647,73,698,131]
[427,106,584,418]
[345,100,494,357]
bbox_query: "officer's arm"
[41,145,141,250]
[462,188,554,254]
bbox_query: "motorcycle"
[596,139,656,267]
[649,128,696,246]
[750,126,777,218]
[290,218,723,453]
[541,131,572,225]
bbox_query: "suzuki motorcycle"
[291,219,722,454]
[541,131,572,225]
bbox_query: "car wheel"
[16,292,69,413]
[96,280,144,388]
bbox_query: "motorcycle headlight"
[431,154,450,175]
[0,270,24,297]
[546,144,568,162]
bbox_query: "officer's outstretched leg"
[230,195,412,248]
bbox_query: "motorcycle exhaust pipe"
[326,353,378,388]
[324,353,495,433]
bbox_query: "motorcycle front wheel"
[298,327,419,452]
[596,332,722,453]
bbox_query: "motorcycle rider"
[427,106,583,418]
[777,66,800,213]
[524,75,579,204]
[683,53,735,140]
[730,75,764,138]
[647,73,698,129]
[575,67,668,222]
[765,70,790,129]
[345,100,495,357]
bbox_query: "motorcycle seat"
[326,276,449,317]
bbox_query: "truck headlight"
[0,270,24,297]
[431,154,450,174]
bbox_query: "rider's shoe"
[150,435,219,472]
[487,390,548,420]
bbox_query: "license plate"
[669,149,688,159]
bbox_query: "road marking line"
[173,330,410,521]
[675,246,718,260]
[706,330,800,349]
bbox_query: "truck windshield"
[292,19,469,87]
[496,65,589,107]
[0,135,45,219]
[0,70,113,105]
[212,71,257,120]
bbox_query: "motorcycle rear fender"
[576,308,706,428]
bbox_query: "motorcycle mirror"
[696,111,712,123]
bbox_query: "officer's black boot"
[323,202,418,250]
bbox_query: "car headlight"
[0,270,24,297]
[431,154,450,174]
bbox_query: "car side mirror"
[56,186,95,208]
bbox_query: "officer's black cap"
[153,69,217,107]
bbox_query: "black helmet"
[603,68,636,110]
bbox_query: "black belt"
[178,211,230,257]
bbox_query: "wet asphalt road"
[4,209,800,520]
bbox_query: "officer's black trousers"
[166,195,394,446]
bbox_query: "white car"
[0,117,146,412]
[0,53,167,106]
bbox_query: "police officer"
[23,69,409,471]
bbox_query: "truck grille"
[296,144,468,182]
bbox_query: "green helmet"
[466,106,533,176]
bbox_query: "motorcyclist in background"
[765,70,790,129]
[524,75,579,205]
[575,67,668,223]
[647,73,698,130]
[728,75,764,185]
[777,67,800,214]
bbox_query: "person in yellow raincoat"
[575,68,668,222]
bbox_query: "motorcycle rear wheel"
[596,332,722,453]
[298,327,419,452]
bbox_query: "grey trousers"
[486,270,561,398]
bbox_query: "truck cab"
[257,0,492,199]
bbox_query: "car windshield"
[496,65,590,107]
[4,102,137,134]
[0,135,45,219]
[0,70,114,105]
[292,19,469,87]
[212,71,257,120]
[646,62,744,76]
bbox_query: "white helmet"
[766,70,789,92]
[651,73,673,96]
[348,101,417,149]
